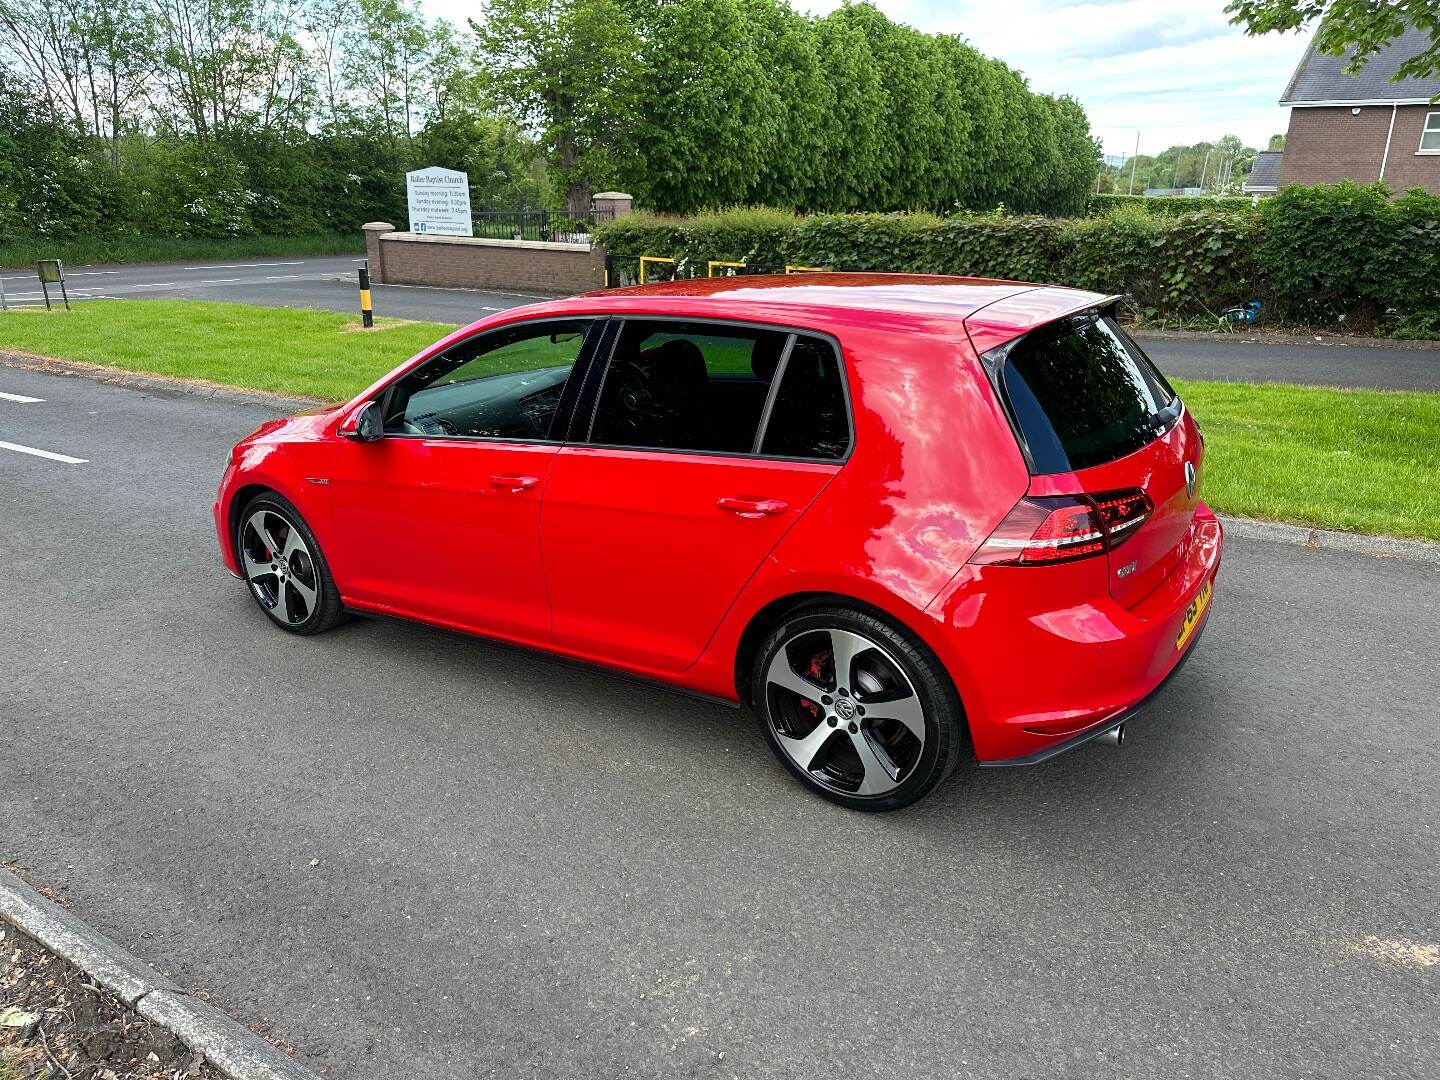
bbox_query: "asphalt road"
[1133,334,1440,392]
[2,363,1436,1080]
[0,255,541,325]
[3,256,1439,389]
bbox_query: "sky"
[424,0,1313,158]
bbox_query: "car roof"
[582,273,1112,340]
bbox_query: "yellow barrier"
[785,265,827,274]
[707,260,747,277]
[639,256,676,285]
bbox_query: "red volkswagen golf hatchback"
[215,274,1221,810]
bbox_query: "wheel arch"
[225,480,321,565]
[732,590,963,715]
[225,483,278,565]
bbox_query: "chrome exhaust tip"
[1097,724,1125,748]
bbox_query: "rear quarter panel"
[690,317,1031,698]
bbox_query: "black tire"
[235,492,346,635]
[751,605,964,811]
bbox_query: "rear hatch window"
[992,313,1180,474]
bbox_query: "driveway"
[1,363,1436,1080]
[3,258,1439,390]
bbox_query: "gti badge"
[1184,460,1197,499]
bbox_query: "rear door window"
[760,335,850,460]
[995,314,1179,473]
[588,320,854,459]
[589,320,788,454]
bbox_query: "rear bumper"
[977,617,1209,766]
[929,502,1223,763]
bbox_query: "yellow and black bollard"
[358,265,374,328]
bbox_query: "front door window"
[384,319,594,440]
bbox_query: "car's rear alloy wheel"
[237,494,344,635]
[753,607,964,811]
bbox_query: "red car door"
[541,321,850,672]
[328,318,599,641]
[332,439,560,638]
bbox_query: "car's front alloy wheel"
[237,494,344,635]
[753,606,964,810]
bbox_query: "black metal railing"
[472,208,615,244]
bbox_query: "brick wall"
[364,231,608,296]
[1280,104,1440,193]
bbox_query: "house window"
[1421,111,1440,153]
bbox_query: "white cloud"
[425,0,1311,155]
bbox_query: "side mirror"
[341,399,384,442]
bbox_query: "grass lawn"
[0,233,363,269]
[1,299,1436,540]
[1176,379,1440,540]
[0,300,452,400]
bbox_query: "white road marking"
[0,440,86,464]
[1351,935,1440,968]
[198,278,243,284]
[264,274,301,281]
[133,282,177,288]
[1,293,107,302]
[0,270,119,281]
[183,261,304,270]
[0,391,44,403]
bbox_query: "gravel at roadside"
[1,922,222,1080]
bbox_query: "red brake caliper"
[799,656,826,720]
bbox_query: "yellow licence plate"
[1175,578,1214,651]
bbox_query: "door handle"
[718,496,788,519]
[491,474,540,492]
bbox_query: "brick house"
[1274,26,1440,193]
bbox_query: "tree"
[627,0,780,213]
[0,0,1105,237]
[470,0,640,212]
[0,0,154,163]
[809,6,887,210]
[148,0,314,140]
[738,0,832,209]
[342,0,430,145]
[1226,0,1440,82]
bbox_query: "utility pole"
[1128,130,1141,195]
[1199,148,1212,192]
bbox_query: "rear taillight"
[970,489,1151,566]
[1092,491,1151,543]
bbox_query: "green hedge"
[1086,193,1255,217]
[595,183,1440,335]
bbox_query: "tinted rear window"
[996,314,1179,473]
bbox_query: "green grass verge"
[0,300,450,400]
[1176,379,1439,540]
[1,300,1435,540]
[0,233,363,269]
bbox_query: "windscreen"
[997,313,1179,474]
